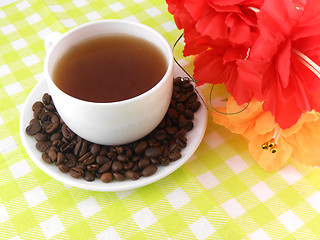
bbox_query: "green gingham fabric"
[1,0,320,239]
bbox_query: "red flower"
[241,0,320,129]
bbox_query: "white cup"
[44,20,174,145]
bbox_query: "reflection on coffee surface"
[53,34,168,103]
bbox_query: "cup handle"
[44,32,63,51]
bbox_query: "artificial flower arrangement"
[166,0,320,171]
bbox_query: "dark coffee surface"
[53,34,167,103]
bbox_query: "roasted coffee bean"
[117,154,129,162]
[176,136,187,148]
[66,153,77,161]
[173,76,182,85]
[145,147,162,158]
[100,146,108,156]
[26,124,42,135]
[115,146,124,155]
[177,94,188,103]
[64,159,76,168]
[84,171,95,181]
[148,138,160,147]
[138,158,150,170]
[184,121,194,131]
[61,124,75,140]
[79,140,88,157]
[35,133,46,142]
[160,157,170,166]
[98,162,112,173]
[150,157,159,165]
[36,141,50,152]
[112,161,123,172]
[60,141,74,152]
[46,122,59,133]
[125,171,140,180]
[142,165,157,177]
[190,100,201,112]
[69,167,84,178]
[184,109,194,120]
[176,103,185,113]
[29,118,40,126]
[87,164,100,172]
[181,82,193,92]
[52,140,63,148]
[42,93,51,105]
[123,161,134,170]
[45,104,56,112]
[169,142,181,153]
[169,152,182,161]
[135,141,148,155]
[155,129,167,141]
[107,152,117,161]
[32,101,44,111]
[131,156,140,162]
[187,93,197,103]
[83,155,95,166]
[58,164,69,173]
[113,173,125,181]
[50,132,62,142]
[50,146,60,153]
[173,129,187,139]
[33,108,44,119]
[90,144,100,155]
[101,172,113,183]
[78,152,91,163]
[167,108,179,119]
[96,155,108,165]
[56,152,65,165]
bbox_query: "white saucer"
[19,65,207,191]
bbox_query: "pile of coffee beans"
[26,77,201,183]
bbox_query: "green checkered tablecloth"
[1,0,320,239]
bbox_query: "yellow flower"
[213,97,320,172]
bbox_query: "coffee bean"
[112,161,123,172]
[84,171,95,181]
[176,136,187,148]
[169,152,182,161]
[138,158,150,170]
[78,152,91,163]
[46,122,59,134]
[123,161,134,170]
[42,93,51,105]
[45,104,56,112]
[125,170,140,180]
[36,141,50,152]
[145,147,162,158]
[69,167,84,178]
[113,173,125,181]
[58,164,69,173]
[35,133,46,142]
[98,162,112,173]
[100,146,108,156]
[87,164,100,172]
[101,172,113,183]
[56,152,65,165]
[32,101,44,111]
[135,141,148,155]
[184,109,194,120]
[155,129,167,141]
[160,157,170,166]
[167,108,179,119]
[190,100,201,112]
[176,103,185,113]
[142,165,157,177]
[83,155,95,166]
[117,154,129,162]
[96,155,108,165]
[90,144,100,155]
[50,132,62,142]
[64,159,76,169]
[26,124,42,135]
[61,124,75,140]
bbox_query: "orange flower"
[213,97,320,171]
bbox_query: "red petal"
[275,40,291,88]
